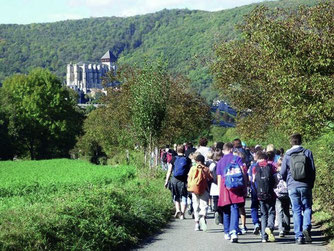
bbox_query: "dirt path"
[136,199,329,251]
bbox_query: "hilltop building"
[66,50,117,94]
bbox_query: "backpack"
[187,165,208,195]
[290,149,309,181]
[255,164,275,201]
[274,179,289,198]
[224,156,245,189]
[173,156,189,178]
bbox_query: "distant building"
[66,50,117,94]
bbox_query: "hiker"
[274,157,291,237]
[185,142,197,158]
[248,150,261,235]
[160,145,170,170]
[252,151,277,243]
[217,143,247,243]
[266,144,281,164]
[164,144,192,220]
[187,154,213,231]
[233,138,253,168]
[233,148,248,234]
[280,133,316,244]
[210,151,223,225]
[196,137,211,161]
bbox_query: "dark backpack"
[255,164,274,201]
[173,156,189,178]
[290,149,309,181]
[224,156,244,189]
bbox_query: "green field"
[0,159,173,250]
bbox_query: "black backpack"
[289,149,309,181]
[255,164,275,201]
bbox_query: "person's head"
[267,151,275,161]
[176,144,185,154]
[216,142,224,150]
[257,151,268,161]
[213,151,223,162]
[279,148,284,156]
[255,145,262,152]
[290,133,302,146]
[207,150,214,160]
[233,138,242,148]
[195,154,205,165]
[266,144,275,152]
[223,142,234,154]
[186,142,193,149]
[199,137,208,147]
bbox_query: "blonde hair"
[266,144,275,152]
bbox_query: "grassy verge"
[0,159,173,250]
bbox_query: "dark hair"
[290,133,302,146]
[216,142,224,150]
[257,151,268,160]
[195,154,205,164]
[233,138,242,148]
[199,137,208,147]
[267,151,275,161]
[213,151,223,161]
[223,142,234,151]
[176,144,185,154]
[279,148,284,155]
[186,142,193,148]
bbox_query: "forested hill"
[0,0,318,102]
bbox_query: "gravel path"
[136,199,329,251]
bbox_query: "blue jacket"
[280,146,316,189]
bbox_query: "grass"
[0,159,173,250]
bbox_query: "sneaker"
[265,227,276,242]
[237,228,242,235]
[230,233,238,243]
[224,234,230,240]
[253,224,260,235]
[214,212,220,225]
[174,211,181,218]
[179,213,185,220]
[279,231,285,237]
[199,217,208,232]
[194,223,200,231]
[303,230,312,243]
[296,237,305,245]
[241,226,248,234]
[262,239,267,243]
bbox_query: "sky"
[0,0,268,25]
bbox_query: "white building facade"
[66,50,116,94]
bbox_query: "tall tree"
[212,2,334,140]
[1,68,83,159]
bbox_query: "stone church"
[66,50,117,94]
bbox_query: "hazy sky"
[1,0,269,24]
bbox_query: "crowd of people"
[162,133,316,244]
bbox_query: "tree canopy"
[1,68,83,159]
[212,1,334,140]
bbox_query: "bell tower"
[101,50,117,71]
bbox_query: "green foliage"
[306,131,334,239]
[0,0,320,101]
[0,159,173,250]
[212,2,334,140]
[1,68,84,159]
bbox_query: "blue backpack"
[224,156,245,189]
[173,156,189,178]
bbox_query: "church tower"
[101,50,117,71]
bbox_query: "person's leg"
[239,205,247,233]
[276,198,284,234]
[300,187,313,242]
[180,195,187,218]
[222,205,231,235]
[282,197,291,233]
[230,203,240,242]
[259,200,268,240]
[192,193,200,222]
[250,189,260,225]
[199,192,209,231]
[289,187,303,240]
[174,198,181,218]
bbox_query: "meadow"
[0,159,173,250]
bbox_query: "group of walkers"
[162,133,316,244]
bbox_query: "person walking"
[280,133,316,244]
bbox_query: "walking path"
[137,199,329,251]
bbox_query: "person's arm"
[164,163,173,188]
[217,175,222,191]
[280,155,288,181]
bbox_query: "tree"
[1,68,83,159]
[212,2,334,140]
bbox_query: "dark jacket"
[280,146,316,189]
